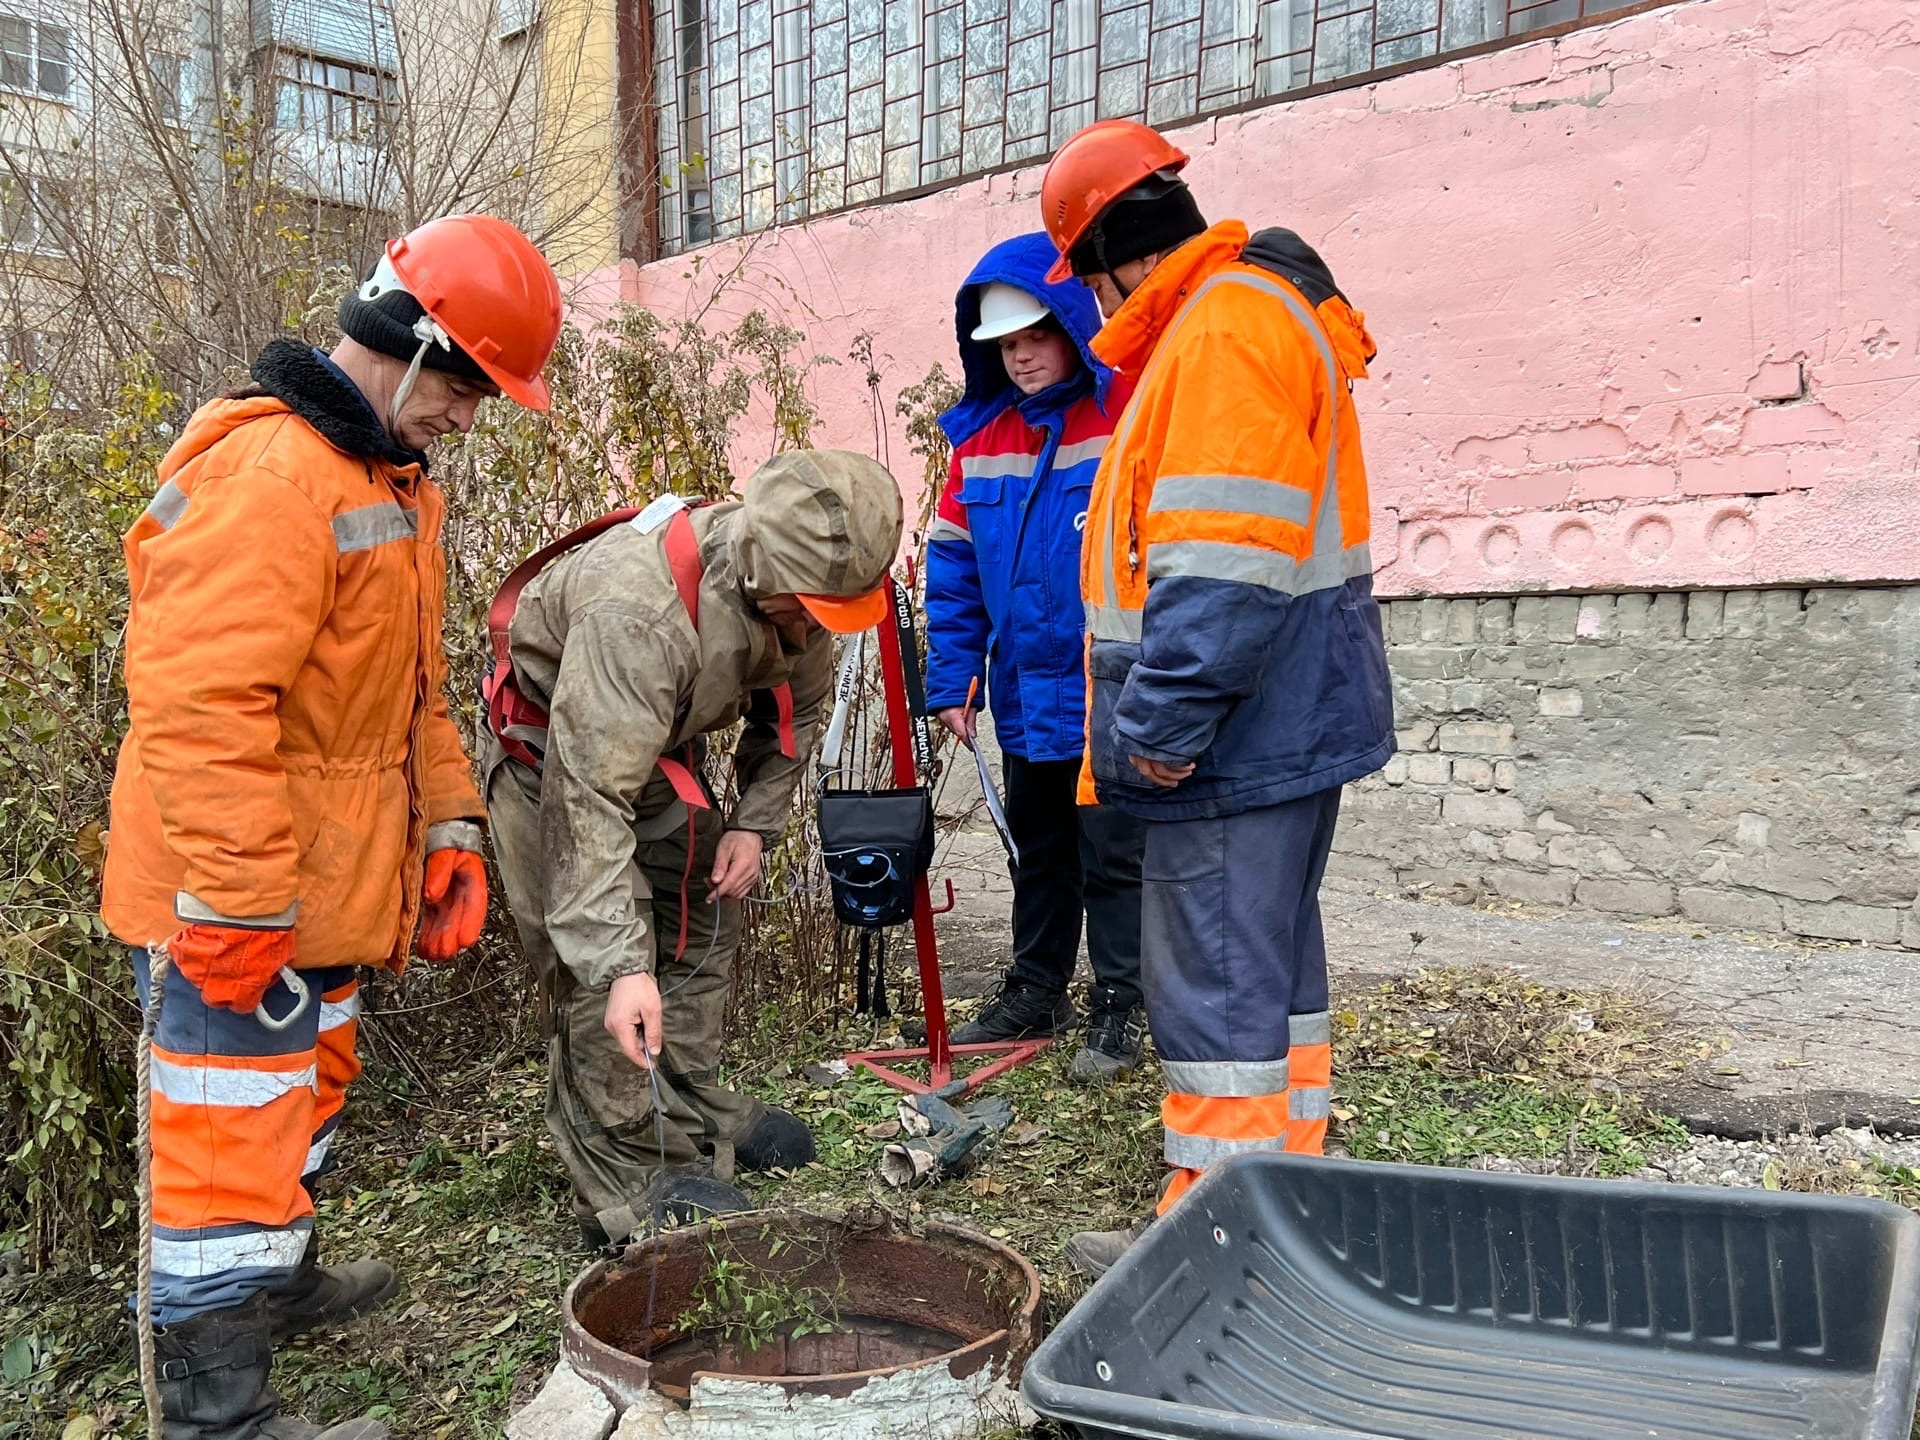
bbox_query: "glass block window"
[653,0,1656,251]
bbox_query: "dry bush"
[0,273,963,1269]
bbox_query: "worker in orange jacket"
[1040,122,1395,1277]
[102,216,562,1439]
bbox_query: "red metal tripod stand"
[842,577,1050,1096]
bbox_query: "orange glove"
[418,848,487,961]
[167,923,297,1014]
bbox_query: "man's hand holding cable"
[167,919,297,1014]
[707,829,764,902]
[606,971,664,1069]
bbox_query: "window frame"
[0,13,72,101]
[269,48,399,145]
[0,171,74,255]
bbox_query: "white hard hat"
[970,281,1051,341]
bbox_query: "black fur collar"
[247,338,428,473]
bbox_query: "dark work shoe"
[1065,1214,1155,1279]
[654,1172,754,1224]
[592,1167,757,1249]
[1068,1003,1147,1083]
[266,1237,398,1343]
[735,1106,817,1172]
[951,980,1075,1045]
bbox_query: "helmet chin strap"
[389,314,451,436]
[359,255,452,437]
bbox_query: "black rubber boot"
[651,1169,755,1224]
[265,1235,398,1343]
[1068,1000,1148,1083]
[950,980,1076,1045]
[734,1106,817,1172]
[1065,1214,1155,1279]
[149,1292,388,1438]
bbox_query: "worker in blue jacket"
[924,231,1146,1082]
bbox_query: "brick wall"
[1336,587,1920,951]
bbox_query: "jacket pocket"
[1086,640,1153,791]
[957,474,1007,563]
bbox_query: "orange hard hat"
[1041,120,1190,283]
[385,215,563,411]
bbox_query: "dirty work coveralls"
[484,502,831,1239]
[1079,222,1395,1211]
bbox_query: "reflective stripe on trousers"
[131,949,358,1325]
[1157,1010,1333,1211]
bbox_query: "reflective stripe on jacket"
[1079,220,1394,818]
[103,394,482,970]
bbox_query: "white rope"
[136,944,169,1440]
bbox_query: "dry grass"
[1333,964,1706,1091]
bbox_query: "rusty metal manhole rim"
[561,1210,1043,1400]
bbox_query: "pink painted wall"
[575,0,1920,596]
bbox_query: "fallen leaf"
[988,1227,1010,1239]
[1,1334,31,1384]
[487,1310,519,1337]
[1713,1066,1743,1077]
[73,822,106,875]
[61,1418,98,1440]
[860,1120,901,1140]
[1007,1123,1047,1146]
[1328,1106,1355,1123]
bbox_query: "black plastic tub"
[1024,1153,1920,1440]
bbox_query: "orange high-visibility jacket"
[103,387,483,970]
[1079,220,1394,816]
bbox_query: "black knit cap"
[1068,178,1208,278]
[336,269,492,386]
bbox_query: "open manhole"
[562,1208,1041,1437]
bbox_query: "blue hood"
[938,232,1117,448]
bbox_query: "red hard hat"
[385,215,563,411]
[1041,120,1190,283]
